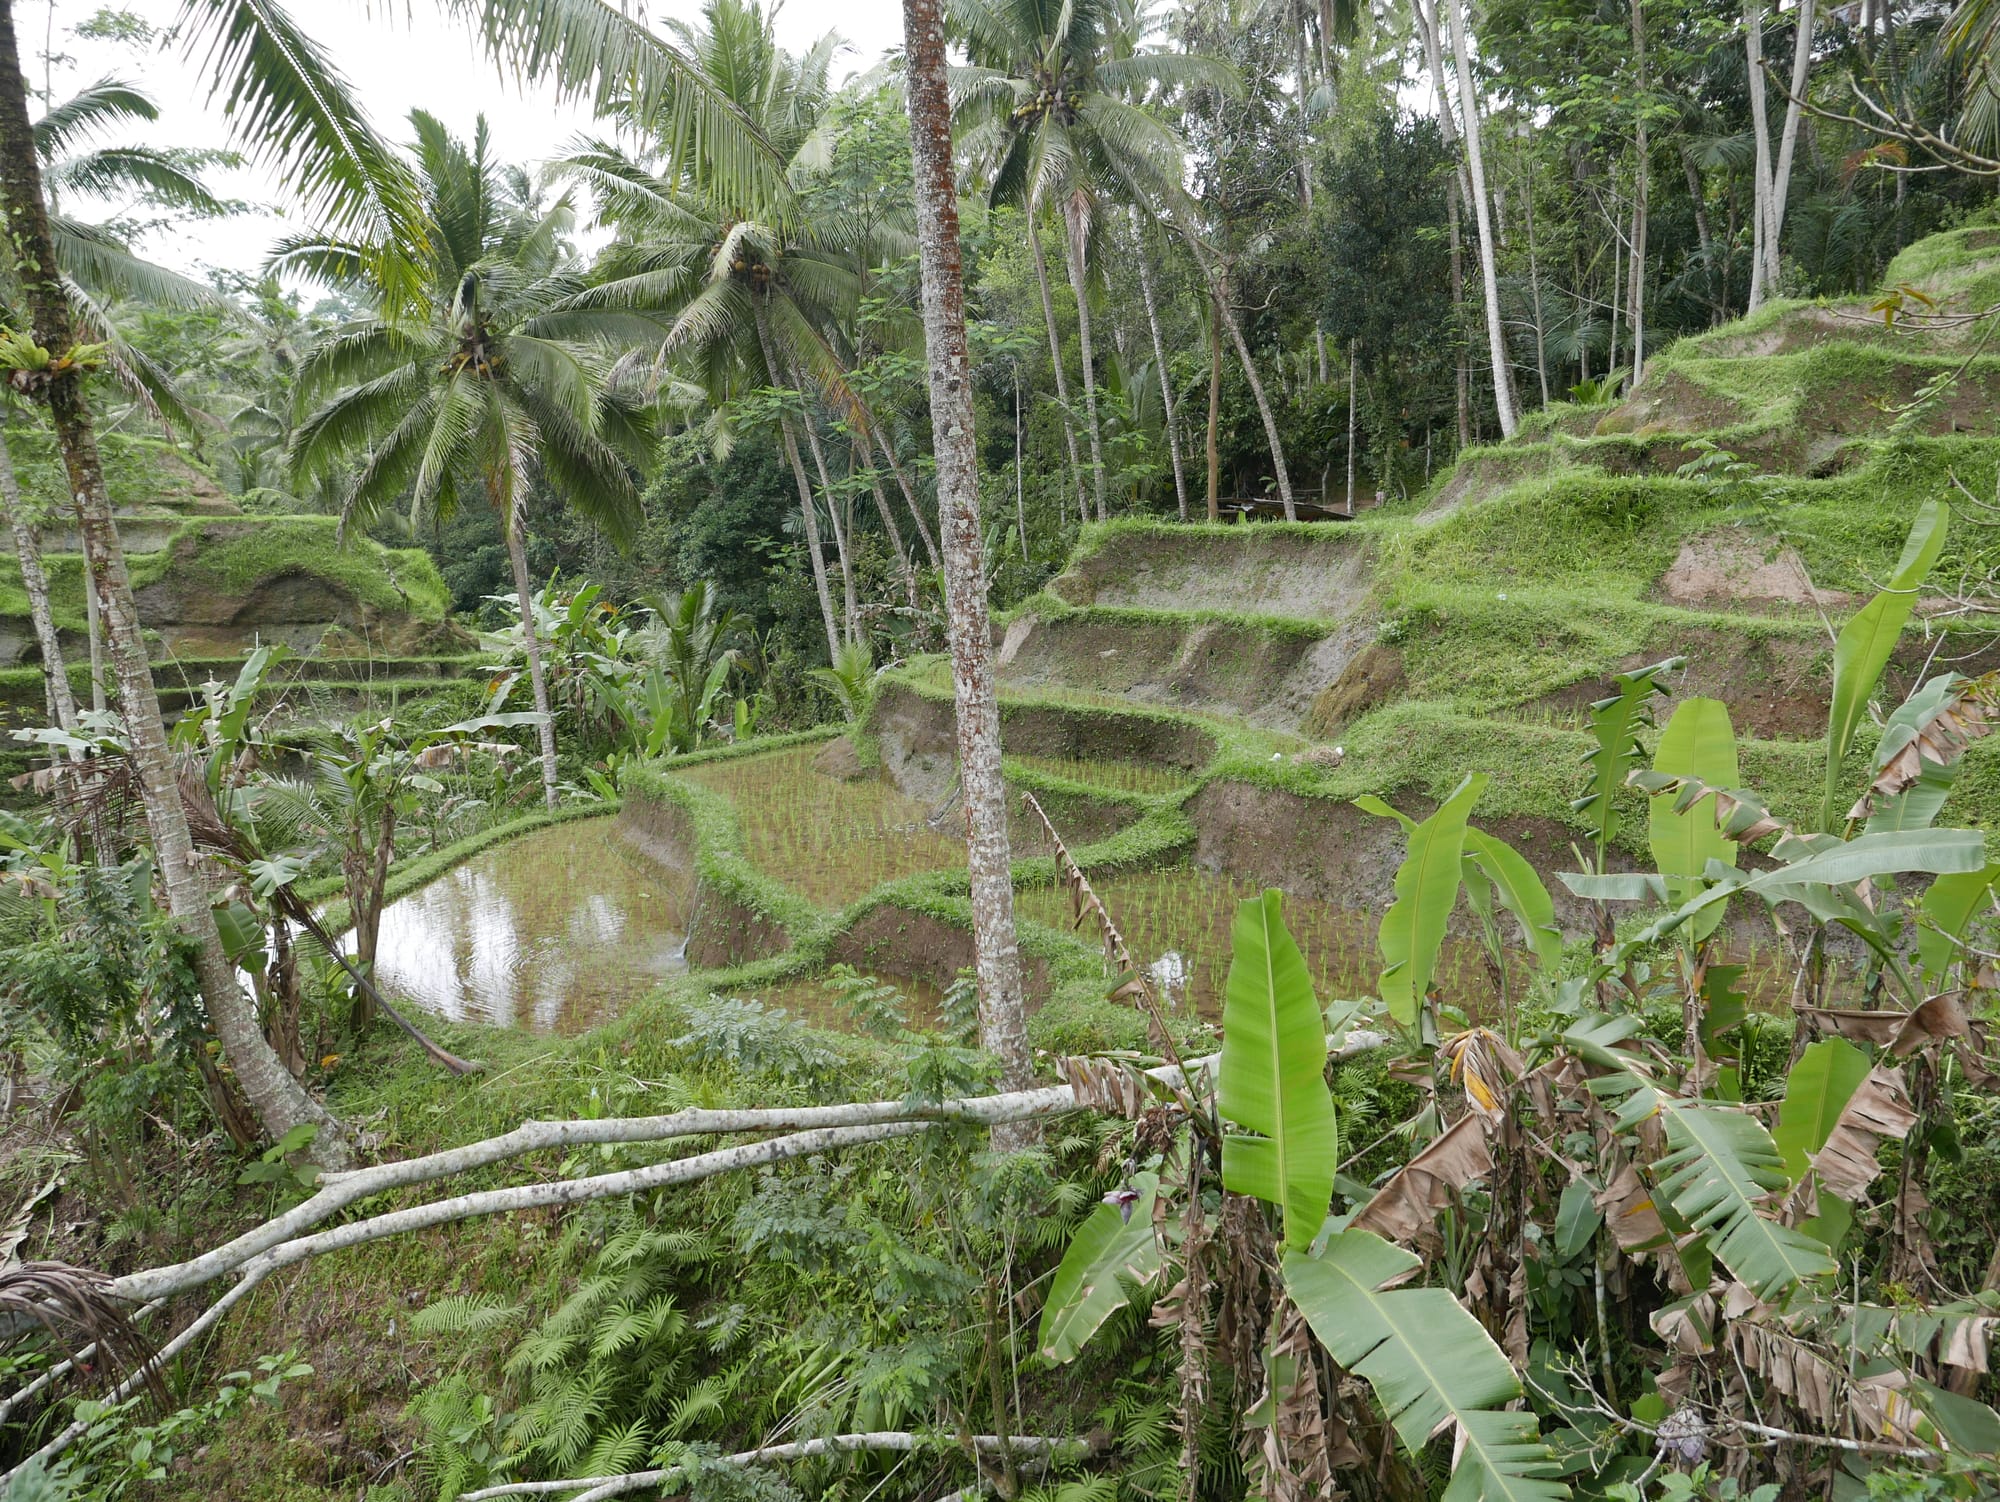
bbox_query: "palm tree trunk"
[1206,297,1222,522]
[1450,185,1470,448]
[902,0,1034,1121]
[1132,210,1189,523]
[1746,0,1773,312]
[1061,193,1108,522]
[779,410,841,661]
[0,0,347,1164]
[752,302,841,663]
[1014,363,1030,554]
[0,427,76,731]
[1446,0,1519,437]
[1178,236,1295,519]
[498,489,560,808]
[1027,205,1088,527]
[1629,0,1650,388]
[1523,156,1551,405]
[861,443,922,617]
[1682,148,1723,323]
[82,562,105,713]
[1767,0,1816,289]
[852,416,941,571]
[801,408,860,645]
[1346,345,1359,510]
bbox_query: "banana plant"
[1359,776,1562,1037]
[1044,892,1564,1501]
[1573,655,1682,873]
[1821,498,1949,831]
[1218,891,1339,1252]
[1648,697,1739,941]
[1358,773,1486,1029]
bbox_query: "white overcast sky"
[38,0,906,281]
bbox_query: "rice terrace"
[2,0,2000,1500]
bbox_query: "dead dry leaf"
[1810,1066,1918,1203]
[1351,1113,1493,1246]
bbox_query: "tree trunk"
[1132,211,1190,522]
[1446,0,1519,437]
[1522,157,1551,405]
[753,303,841,663]
[801,408,859,645]
[902,0,1035,1123]
[1415,0,1476,218]
[1629,0,1651,388]
[1609,199,1623,375]
[1767,0,1816,288]
[1174,227,1295,519]
[853,416,940,572]
[1682,147,1723,323]
[0,427,76,732]
[1027,206,1088,527]
[0,0,348,1164]
[1746,0,1773,312]
[1061,193,1108,523]
[1013,364,1031,558]
[863,444,922,616]
[82,559,105,713]
[1450,185,1470,448]
[1346,345,1359,510]
[779,410,841,662]
[500,493,560,808]
[1206,296,1222,522]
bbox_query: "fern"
[409,1293,524,1339]
[579,1416,653,1479]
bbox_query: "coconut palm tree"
[288,113,657,809]
[557,0,880,665]
[1,75,238,732]
[903,0,1035,1116]
[0,0,355,1161]
[950,0,1229,521]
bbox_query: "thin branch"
[459,1433,1083,1502]
[3,1268,271,1486]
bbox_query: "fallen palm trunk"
[0,1033,1392,1481]
[458,1432,1086,1502]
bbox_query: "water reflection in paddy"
[372,817,689,1034]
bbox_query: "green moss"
[0,516,449,635]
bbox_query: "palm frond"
[45,145,227,216]
[174,0,426,299]
[33,77,156,158]
[440,0,791,215]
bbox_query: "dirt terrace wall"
[998,613,1371,729]
[1188,777,1783,955]
[1524,625,2000,743]
[829,904,1052,999]
[617,787,790,969]
[869,680,1218,806]
[1050,529,1371,618]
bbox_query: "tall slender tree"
[0,0,348,1161]
[952,0,1231,521]
[904,0,1035,1115]
[1445,0,1520,436]
[289,115,655,806]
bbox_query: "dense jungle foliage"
[2,0,2000,1500]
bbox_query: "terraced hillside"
[621,222,2000,1036]
[0,432,479,782]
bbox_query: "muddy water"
[372,817,689,1034]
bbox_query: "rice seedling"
[1008,753,1190,796]
[679,745,962,908]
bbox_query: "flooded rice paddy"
[371,817,689,1034]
